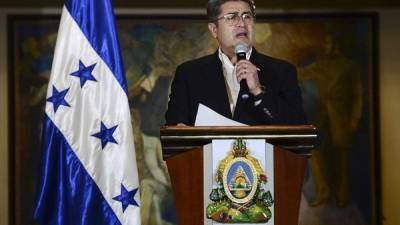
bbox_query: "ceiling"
[0,0,399,9]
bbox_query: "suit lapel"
[205,51,233,119]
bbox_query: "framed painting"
[7,12,379,225]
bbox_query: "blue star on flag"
[91,122,118,149]
[46,86,71,113]
[70,60,97,87]
[113,184,139,212]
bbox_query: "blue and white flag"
[34,0,141,224]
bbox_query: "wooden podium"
[160,125,317,225]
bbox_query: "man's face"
[208,1,255,58]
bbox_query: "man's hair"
[206,0,256,22]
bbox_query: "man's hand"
[235,60,263,96]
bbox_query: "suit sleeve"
[165,65,191,125]
[253,64,307,124]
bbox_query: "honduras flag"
[33,0,141,224]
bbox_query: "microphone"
[235,43,250,100]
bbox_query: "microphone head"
[235,43,248,54]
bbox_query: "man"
[165,0,306,125]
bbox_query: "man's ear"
[208,23,218,38]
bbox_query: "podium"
[160,125,317,225]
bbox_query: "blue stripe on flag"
[34,115,122,225]
[64,0,128,95]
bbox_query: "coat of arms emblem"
[206,139,274,223]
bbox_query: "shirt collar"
[218,47,252,68]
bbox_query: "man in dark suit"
[165,0,306,125]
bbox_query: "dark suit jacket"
[165,49,306,125]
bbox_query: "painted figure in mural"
[165,0,306,125]
[131,109,175,225]
[298,34,363,207]
[125,30,212,225]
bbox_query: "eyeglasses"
[214,12,255,25]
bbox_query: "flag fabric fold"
[34,0,141,224]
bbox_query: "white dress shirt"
[218,48,252,113]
